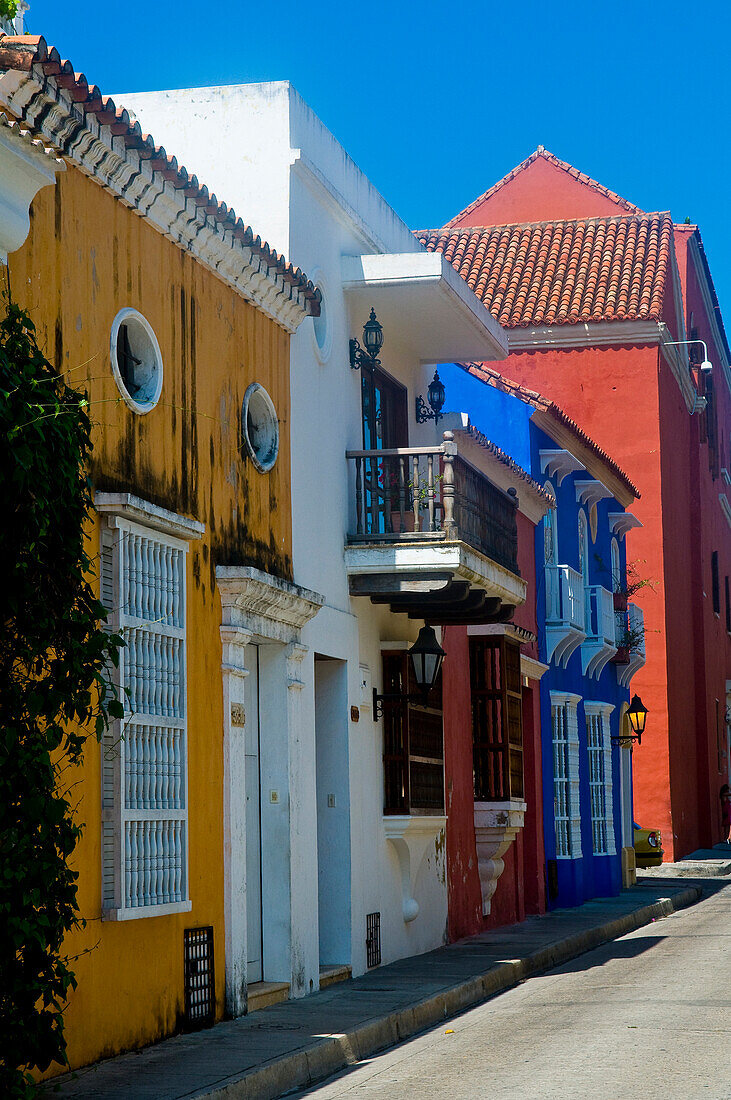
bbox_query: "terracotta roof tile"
[446,146,642,227]
[457,424,555,505]
[415,212,672,330]
[0,33,321,315]
[459,362,640,500]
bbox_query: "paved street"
[293,882,731,1100]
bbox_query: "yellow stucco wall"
[8,164,294,1074]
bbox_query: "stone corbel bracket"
[384,815,446,923]
[217,565,324,643]
[473,800,526,916]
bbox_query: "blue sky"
[26,0,731,318]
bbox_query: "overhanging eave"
[342,251,508,363]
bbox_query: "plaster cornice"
[520,655,550,681]
[467,622,537,646]
[583,701,615,717]
[507,318,662,351]
[509,317,699,415]
[94,491,205,541]
[217,565,324,643]
[0,68,316,333]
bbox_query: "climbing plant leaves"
[0,301,124,1096]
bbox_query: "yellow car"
[634,823,664,867]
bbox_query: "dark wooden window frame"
[470,636,524,802]
[381,650,444,815]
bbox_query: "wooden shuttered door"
[381,651,444,815]
[470,636,524,802]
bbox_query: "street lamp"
[416,370,446,424]
[350,307,384,370]
[613,694,648,746]
[373,625,446,718]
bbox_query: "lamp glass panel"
[428,376,445,412]
[627,697,647,734]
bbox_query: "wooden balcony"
[344,432,525,623]
[545,563,586,667]
[581,584,618,678]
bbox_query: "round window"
[110,308,163,414]
[241,383,279,473]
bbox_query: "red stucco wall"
[448,165,731,860]
[443,511,546,941]
[442,625,483,940]
[452,156,635,229]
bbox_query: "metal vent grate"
[184,926,215,1029]
[366,911,381,968]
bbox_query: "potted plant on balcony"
[594,556,654,611]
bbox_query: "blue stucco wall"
[532,422,628,908]
[441,364,630,909]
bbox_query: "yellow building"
[0,32,321,1076]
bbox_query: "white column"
[220,626,253,1018]
[286,642,320,996]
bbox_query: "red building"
[419,148,731,860]
[441,430,549,940]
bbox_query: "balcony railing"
[545,564,585,630]
[544,564,585,668]
[584,585,616,646]
[581,584,617,678]
[346,434,519,575]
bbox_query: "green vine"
[0,1,19,23]
[0,300,124,1096]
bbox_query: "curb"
[198,886,701,1100]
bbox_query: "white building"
[123,82,526,1012]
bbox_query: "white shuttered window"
[550,692,582,860]
[585,703,616,857]
[100,517,191,919]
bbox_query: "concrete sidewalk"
[47,882,701,1100]
[639,841,731,878]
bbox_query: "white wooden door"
[245,646,263,984]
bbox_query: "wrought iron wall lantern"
[415,370,446,425]
[373,625,446,720]
[350,307,384,370]
[612,694,648,746]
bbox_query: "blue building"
[440,361,646,907]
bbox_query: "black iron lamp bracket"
[611,731,642,747]
[349,338,380,371]
[415,393,442,424]
[415,369,446,424]
[372,687,428,721]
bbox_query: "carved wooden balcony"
[344,432,525,623]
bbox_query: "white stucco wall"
[122,82,457,984]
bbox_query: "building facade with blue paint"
[440,361,645,908]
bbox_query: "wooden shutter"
[470,637,524,801]
[381,651,444,815]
